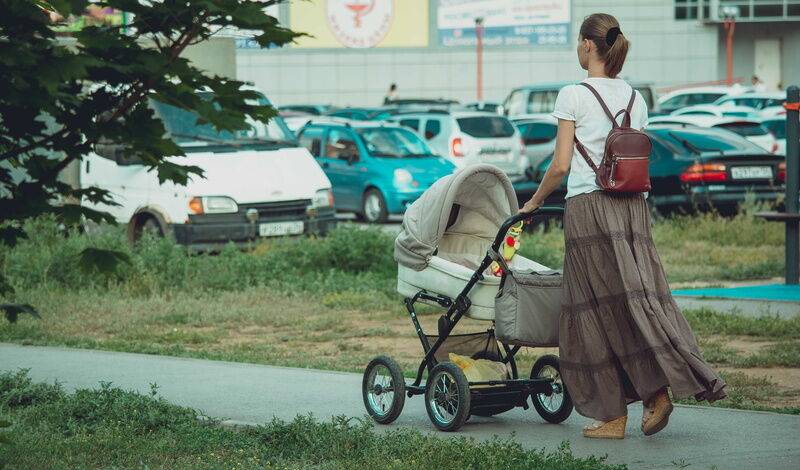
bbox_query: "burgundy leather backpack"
[573,82,652,193]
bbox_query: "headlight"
[310,189,334,208]
[188,196,238,215]
[393,169,413,187]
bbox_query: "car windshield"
[715,122,769,137]
[653,128,766,155]
[357,127,434,158]
[152,92,296,147]
[763,120,787,139]
[457,116,515,138]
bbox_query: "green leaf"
[1,304,41,324]
[78,248,131,274]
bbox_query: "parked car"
[325,107,398,121]
[82,89,336,250]
[532,126,784,214]
[713,92,786,116]
[656,86,749,115]
[463,101,504,114]
[279,110,314,134]
[671,104,758,118]
[503,81,658,118]
[512,116,558,172]
[648,115,779,154]
[295,121,455,223]
[388,110,528,182]
[279,104,336,116]
[387,98,459,106]
[761,117,788,156]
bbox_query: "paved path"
[2,344,798,470]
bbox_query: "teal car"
[297,122,455,223]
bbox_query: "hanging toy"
[490,221,524,276]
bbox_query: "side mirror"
[96,143,142,166]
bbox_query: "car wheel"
[362,189,388,224]
[133,215,163,242]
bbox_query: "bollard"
[786,86,799,284]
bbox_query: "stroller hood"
[394,164,519,271]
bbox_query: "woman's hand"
[519,195,542,214]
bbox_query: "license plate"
[481,153,510,162]
[730,166,773,180]
[259,221,304,237]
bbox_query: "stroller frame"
[404,210,564,407]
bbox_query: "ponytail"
[579,13,630,78]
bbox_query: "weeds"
[684,309,800,339]
[0,370,623,469]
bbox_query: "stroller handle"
[491,206,564,251]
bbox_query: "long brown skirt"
[559,191,726,422]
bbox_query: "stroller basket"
[423,330,501,364]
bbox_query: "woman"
[520,13,726,439]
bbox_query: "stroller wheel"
[530,355,573,424]
[362,355,405,424]
[425,362,470,432]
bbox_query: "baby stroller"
[361,164,574,432]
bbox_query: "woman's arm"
[520,119,575,213]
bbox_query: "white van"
[81,90,336,249]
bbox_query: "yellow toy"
[490,221,524,276]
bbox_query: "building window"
[675,0,700,20]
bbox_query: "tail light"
[680,163,727,183]
[778,162,786,183]
[451,137,464,157]
[771,142,779,154]
[519,138,527,156]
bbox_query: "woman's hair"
[579,13,629,78]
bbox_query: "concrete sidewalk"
[1,343,798,470]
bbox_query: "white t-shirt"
[552,78,649,199]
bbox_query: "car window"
[325,129,359,160]
[505,90,527,116]
[687,93,726,105]
[763,120,787,139]
[298,127,325,157]
[398,119,420,131]
[456,116,515,138]
[424,119,441,140]
[649,137,672,161]
[527,91,558,114]
[356,127,434,158]
[661,94,689,109]
[714,122,769,137]
[523,122,557,144]
[152,92,296,147]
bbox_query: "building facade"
[236,0,798,107]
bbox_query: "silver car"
[389,110,528,181]
[512,116,558,172]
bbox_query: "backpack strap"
[573,136,599,173]
[613,88,637,128]
[579,82,617,128]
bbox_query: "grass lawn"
[0,213,797,415]
[0,370,623,469]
